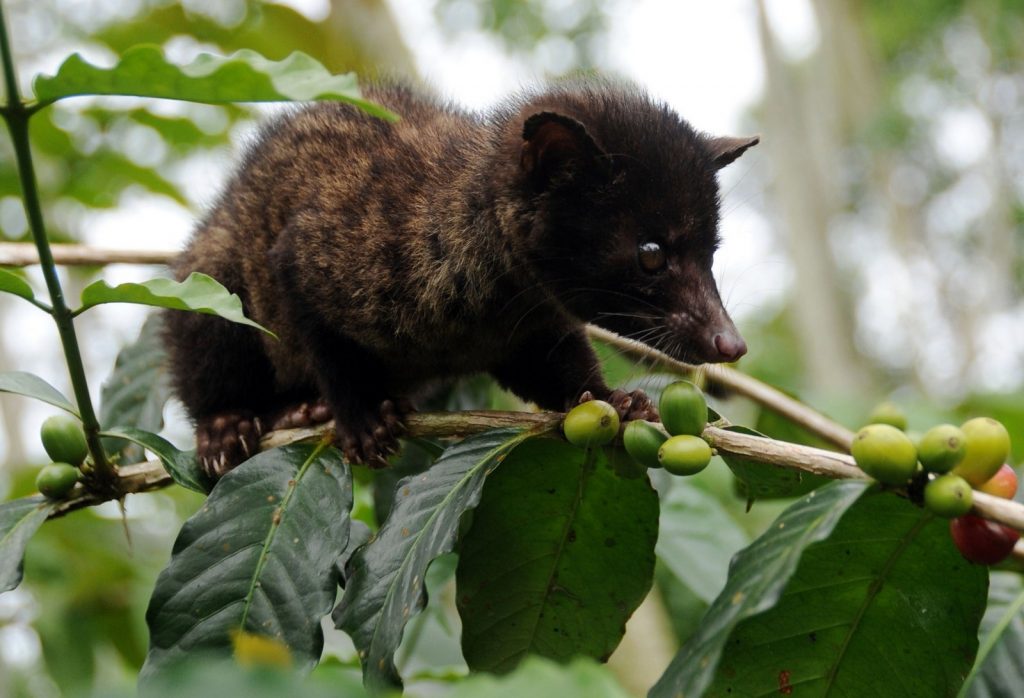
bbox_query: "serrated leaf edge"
[77,273,276,338]
[33,46,397,120]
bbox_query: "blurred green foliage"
[435,0,608,71]
[864,0,1024,62]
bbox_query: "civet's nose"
[713,331,747,362]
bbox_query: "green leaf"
[721,425,831,499]
[0,268,38,305]
[0,371,78,416]
[101,427,211,494]
[656,480,750,603]
[63,149,187,207]
[705,491,987,697]
[650,480,869,698]
[333,427,531,692]
[99,315,173,464]
[122,107,231,151]
[78,272,274,336]
[963,572,1024,698]
[140,443,352,682]
[456,440,658,672]
[1,496,57,591]
[33,46,396,119]
[447,656,631,698]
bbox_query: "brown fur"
[164,80,755,475]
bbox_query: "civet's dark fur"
[164,81,756,476]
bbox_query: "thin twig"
[586,325,856,450]
[47,410,562,518]
[0,242,174,267]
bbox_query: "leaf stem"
[0,3,114,485]
[24,297,52,313]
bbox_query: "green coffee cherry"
[623,420,668,469]
[36,463,80,499]
[851,424,918,485]
[659,381,707,437]
[953,418,1012,486]
[924,474,973,519]
[40,414,88,466]
[658,435,712,476]
[917,424,967,474]
[867,401,907,431]
[563,400,620,448]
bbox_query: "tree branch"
[47,410,1024,547]
[0,242,173,267]
[48,410,563,517]
[586,325,856,449]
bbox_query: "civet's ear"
[706,134,760,170]
[521,111,607,189]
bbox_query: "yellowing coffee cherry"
[851,424,918,485]
[917,424,967,474]
[563,400,620,448]
[953,418,1011,486]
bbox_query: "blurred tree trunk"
[754,0,874,395]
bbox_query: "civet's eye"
[638,241,666,273]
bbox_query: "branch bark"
[46,409,1024,545]
[0,242,172,267]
